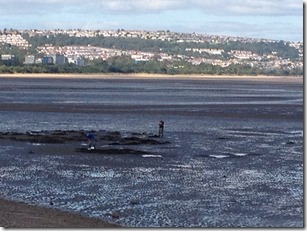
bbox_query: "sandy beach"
[0,73,303,83]
[0,197,121,228]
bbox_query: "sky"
[0,0,303,42]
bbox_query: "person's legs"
[159,127,164,137]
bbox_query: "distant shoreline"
[0,73,303,82]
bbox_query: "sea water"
[0,76,303,227]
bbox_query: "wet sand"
[0,74,303,228]
[0,130,167,228]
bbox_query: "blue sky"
[0,0,303,41]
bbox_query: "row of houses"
[23,54,85,66]
[0,34,29,49]
[36,45,159,62]
[1,54,16,60]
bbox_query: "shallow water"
[0,76,303,227]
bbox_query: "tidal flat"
[0,75,303,227]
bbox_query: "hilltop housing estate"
[0,29,303,73]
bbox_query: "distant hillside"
[0,29,303,75]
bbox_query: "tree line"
[0,56,302,76]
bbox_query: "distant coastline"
[0,73,303,83]
[0,29,303,77]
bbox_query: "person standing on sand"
[159,120,164,137]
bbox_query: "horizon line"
[0,28,302,43]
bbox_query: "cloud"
[190,0,301,16]
[196,20,302,41]
[93,0,301,16]
[0,0,302,41]
[0,0,301,16]
[99,0,184,12]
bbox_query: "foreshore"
[0,73,303,82]
[0,197,121,228]
[0,74,303,228]
[0,129,166,228]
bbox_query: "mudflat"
[0,75,303,227]
[0,130,167,228]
